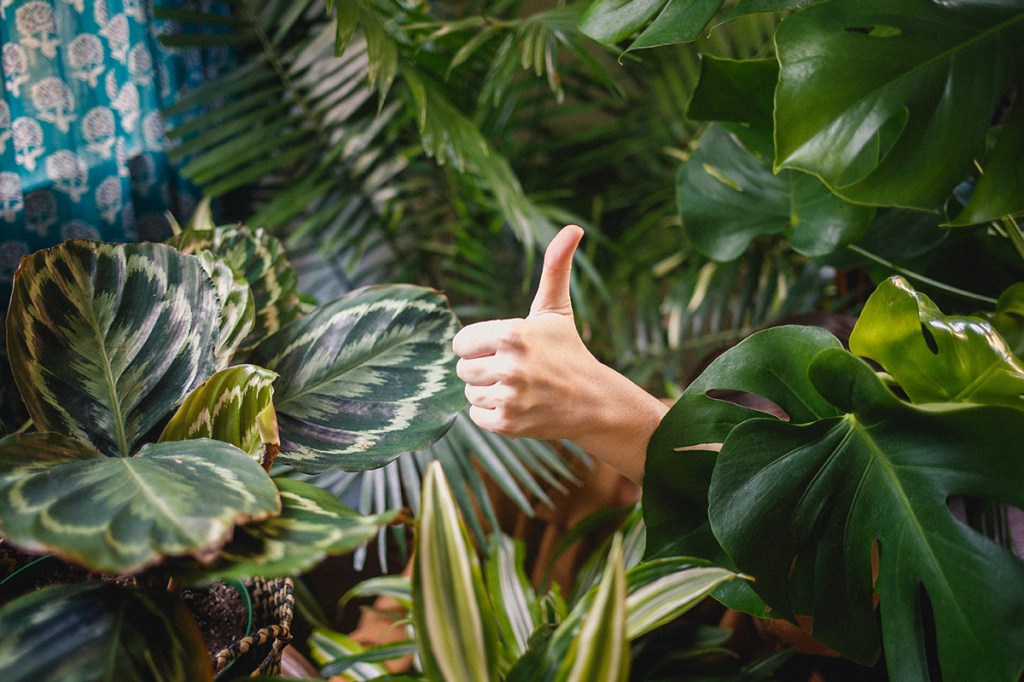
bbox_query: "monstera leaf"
[6,241,219,457]
[170,224,302,349]
[0,582,212,682]
[850,276,1024,409]
[708,346,1024,679]
[186,477,400,582]
[160,364,279,466]
[774,0,1024,217]
[248,285,465,472]
[0,432,280,574]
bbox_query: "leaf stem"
[1002,215,1024,264]
[845,244,997,306]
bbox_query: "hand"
[452,225,667,485]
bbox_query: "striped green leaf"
[622,558,738,640]
[0,433,280,574]
[6,241,219,457]
[160,365,279,466]
[485,534,541,661]
[250,285,465,472]
[309,629,393,680]
[339,574,412,612]
[0,582,212,682]
[413,461,499,682]
[553,534,629,682]
[169,224,302,349]
[186,478,398,582]
[195,250,256,369]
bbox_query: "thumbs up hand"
[453,225,667,485]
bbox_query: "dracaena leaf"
[0,433,280,574]
[184,477,399,582]
[708,347,1024,679]
[6,241,219,457]
[413,461,499,682]
[850,276,1024,409]
[485,534,540,660]
[249,285,465,473]
[169,224,302,350]
[159,364,279,465]
[0,582,212,682]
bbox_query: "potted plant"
[0,216,465,680]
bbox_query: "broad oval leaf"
[249,284,465,473]
[169,224,302,349]
[579,0,667,45]
[160,364,279,465]
[709,348,1024,679]
[0,582,212,682]
[0,433,280,574]
[850,276,1024,409]
[195,250,256,369]
[185,477,399,583]
[413,461,499,682]
[7,240,219,457]
[774,0,1024,211]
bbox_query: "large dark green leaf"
[160,364,279,465]
[0,433,279,574]
[0,582,212,682]
[677,124,873,261]
[170,225,302,350]
[7,241,219,457]
[184,477,399,582]
[195,251,256,369]
[850,276,1024,409]
[249,285,464,473]
[774,0,1024,212]
[709,348,1024,679]
[643,326,844,613]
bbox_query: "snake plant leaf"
[0,432,280,574]
[413,461,499,682]
[0,582,212,682]
[249,285,464,473]
[709,348,1024,678]
[643,326,843,613]
[160,365,279,465]
[850,276,1024,409]
[184,477,399,583]
[169,224,302,350]
[552,534,629,682]
[195,251,256,369]
[774,0,1024,211]
[677,124,873,261]
[6,240,219,458]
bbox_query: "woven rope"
[212,577,295,676]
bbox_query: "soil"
[181,581,249,658]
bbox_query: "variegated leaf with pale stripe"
[160,364,278,466]
[249,285,465,472]
[308,629,399,681]
[195,250,255,369]
[6,241,219,457]
[169,224,302,350]
[485,534,541,662]
[0,582,212,682]
[413,461,499,682]
[182,477,399,582]
[0,432,280,574]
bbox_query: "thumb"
[529,225,584,317]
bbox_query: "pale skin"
[452,224,669,486]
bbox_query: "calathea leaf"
[182,477,400,583]
[413,461,499,682]
[169,224,302,350]
[643,326,844,614]
[850,276,1024,409]
[194,250,256,369]
[0,582,212,682]
[160,364,279,466]
[249,285,465,473]
[774,0,1024,212]
[6,240,219,457]
[0,432,280,574]
[709,348,1024,679]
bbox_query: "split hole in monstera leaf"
[705,388,790,421]
[916,583,942,682]
[947,496,1024,558]
[844,25,902,38]
[919,323,940,355]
